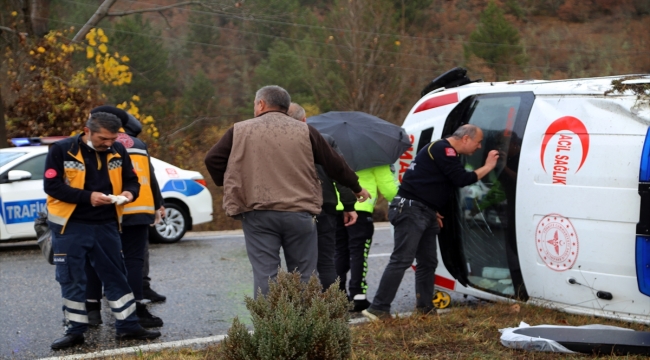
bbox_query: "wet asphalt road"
[0,224,458,359]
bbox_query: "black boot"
[116,327,161,341]
[142,286,166,303]
[136,302,164,328]
[51,333,84,350]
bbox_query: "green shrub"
[219,269,351,360]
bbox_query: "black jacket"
[318,134,357,214]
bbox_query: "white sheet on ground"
[499,321,633,353]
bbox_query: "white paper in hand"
[107,194,129,205]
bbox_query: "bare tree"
[71,0,240,43]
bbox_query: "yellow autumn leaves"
[117,97,160,139]
[85,28,132,86]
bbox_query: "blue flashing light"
[640,127,650,182]
[10,138,34,147]
[636,235,650,296]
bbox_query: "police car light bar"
[10,137,67,147]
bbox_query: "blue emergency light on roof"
[10,137,66,147]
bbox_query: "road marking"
[368,253,391,258]
[37,335,228,360]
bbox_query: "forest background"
[1,0,649,230]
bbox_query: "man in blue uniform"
[45,112,161,349]
[363,124,498,320]
[85,106,165,329]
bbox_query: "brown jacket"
[205,111,361,216]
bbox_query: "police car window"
[0,152,27,167]
[10,154,46,180]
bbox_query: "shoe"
[350,299,371,312]
[51,333,84,350]
[136,302,164,328]
[362,307,392,321]
[142,286,166,303]
[116,327,161,341]
[88,310,103,326]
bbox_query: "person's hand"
[355,188,372,203]
[90,192,113,207]
[485,150,499,170]
[343,211,358,226]
[159,206,166,218]
[120,191,133,203]
[436,213,444,229]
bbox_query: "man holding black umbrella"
[363,124,498,320]
[204,86,371,298]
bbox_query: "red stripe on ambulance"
[413,93,459,114]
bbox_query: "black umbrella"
[307,111,411,172]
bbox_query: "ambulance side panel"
[516,95,650,321]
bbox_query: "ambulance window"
[451,92,534,299]
[416,127,434,152]
[10,154,46,181]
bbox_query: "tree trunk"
[30,0,51,37]
[0,90,7,148]
[71,0,118,43]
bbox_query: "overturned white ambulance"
[396,70,650,323]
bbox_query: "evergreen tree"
[465,1,525,80]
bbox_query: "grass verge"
[102,301,650,359]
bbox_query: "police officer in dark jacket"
[363,124,498,320]
[287,103,358,290]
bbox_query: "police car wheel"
[150,203,188,244]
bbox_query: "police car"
[0,137,213,243]
[396,69,650,323]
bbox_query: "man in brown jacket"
[205,85,370,297]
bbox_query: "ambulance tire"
[150,203,188,244]
[432,291,451,309]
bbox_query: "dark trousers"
[370,198,439,313]
[335,211,374,299]
[241,210,318,298]
[142,239,151,289]
[87,225,149,301]
[316,211,337,290]
[50,221,139,334]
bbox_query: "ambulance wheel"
[150,203,188,244]
[432,291,451,309]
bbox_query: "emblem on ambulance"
[536,214,578,271]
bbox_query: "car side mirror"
[7,170,33,182]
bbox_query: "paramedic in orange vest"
[44,112,161,350]
[84,106,165,329]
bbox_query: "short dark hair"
[255,85,291,111]
[451,124,480,140]
[86,112,122,133]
